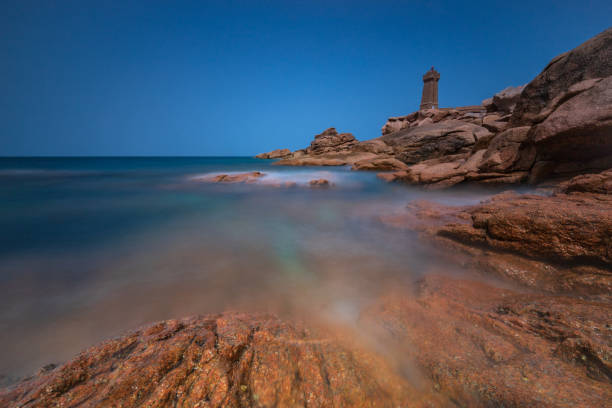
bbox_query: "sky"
[1,1,611,156]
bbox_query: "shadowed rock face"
[0,313,443,408]
[528,76,612,163]
[380,120,492,164]
[511,27,612,126]
[557,168,612,194]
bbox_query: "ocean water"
[0,157,508,381]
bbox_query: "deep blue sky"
[1,1,611,156]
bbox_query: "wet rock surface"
[200,171,266,183]
[373,172,612,406]
[0,313,445,408]
[362,274,612,408]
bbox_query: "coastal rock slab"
[362,275,612,407]
[437,192,612,266]
[0,313,440,408]
[556,168,612,194]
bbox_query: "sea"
[0,157,511,381]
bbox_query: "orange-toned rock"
[0,313,445,408]
[556,168,612,194]
[362,275,612,407]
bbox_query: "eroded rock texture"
[362,274,612,408]
[373,171,612,406]
[0,313,443,408]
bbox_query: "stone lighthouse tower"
[420,67,440,110]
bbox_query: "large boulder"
[528,76,612,162]
[512,27,612,126]
[381,120,492,164]
[490,85,526,113]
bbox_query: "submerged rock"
[196,171,265,183]
[308,178,332,187]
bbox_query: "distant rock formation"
[256,27,611,190]
[380,27,612,188]
[255,148,291,159]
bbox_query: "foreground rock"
[372,170,612,406]
[0,313,443,408]
[362,274,612,408]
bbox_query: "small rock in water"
[309,178,332,187]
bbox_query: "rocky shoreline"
[1,28,611,407]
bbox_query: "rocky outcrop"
[528,76,612,166]
[255,148,291,159]
[371,173,612,405]
[378,27,612,188]
[257,29,610,190]
[437,192,612,268]
[381,106,489,136]
[274,127,397,168]
[305,128,358,155]
[382,170,612,296]
[557,168,612,194]
[0,313,442,407]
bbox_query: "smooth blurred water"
[0,157,507,381]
